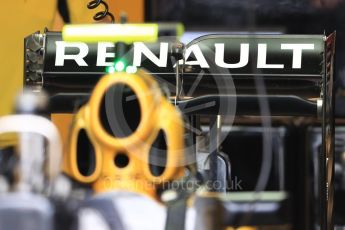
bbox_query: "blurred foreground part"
[0,90,66,230]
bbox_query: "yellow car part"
[62,23,185,44]
[63,24,159,43]
[64,70,185,199]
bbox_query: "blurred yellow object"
[63,24,159,43]
[226,227,258,230]
[64,71,185,199]
[62,23,185,43]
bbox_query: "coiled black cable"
[87,0,115,23]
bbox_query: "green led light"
[106,66,116,73]
[105,60,128,73]
[115,61,125,72]
[126,66,138,74]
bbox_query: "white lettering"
[133,42,169,67]
[257,44,284,69]
[179,44,210,68]
[281,44,314,69]
[55,41,88,66]
[96,42,115,66]
[215,43,249,68]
